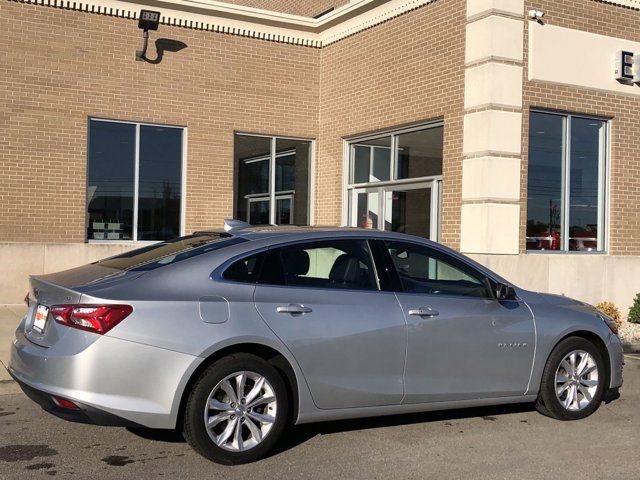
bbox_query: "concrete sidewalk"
[0,305,27,395]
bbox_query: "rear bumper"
[10,372,142,427]
[8,326,200,429]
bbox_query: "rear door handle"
[408,307,439,317]
[276,304,312,315]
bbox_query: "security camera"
[528,9,545,20]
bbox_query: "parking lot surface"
[1,351,639,479]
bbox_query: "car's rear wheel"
[183,353,289,464]
[536,337,606,420]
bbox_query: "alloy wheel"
[554,350,599,411]
[204,371,277,452]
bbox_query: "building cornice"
[596,0,640,10]
[10,0,435,47]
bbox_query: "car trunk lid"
[23,265,143,348]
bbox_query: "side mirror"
[495,282,517,301]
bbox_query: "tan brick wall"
[1,0,466,248]
[317,0,466,249]
[522,0,640,255]
[221,0,348,17]
[0,1,320,242]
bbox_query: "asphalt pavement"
[1,306,639,479]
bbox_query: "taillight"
[51,396,79,410]
[50,304,133,334]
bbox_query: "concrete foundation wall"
[2,243,139,305]
[470,253,640,319]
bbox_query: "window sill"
[86,240,161,245]
[526,250,608,255]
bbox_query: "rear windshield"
[95,234,247,271]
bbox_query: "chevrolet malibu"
[9,224,623,464]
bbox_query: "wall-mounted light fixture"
[135,10,161,61]
[528,9,545,23]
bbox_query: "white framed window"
[345,122,444,240]
[234,134,313,225]
[86,118,185,242]
[526,111,608,253]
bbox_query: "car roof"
[194,225,406,241]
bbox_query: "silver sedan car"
[9,224,623,464]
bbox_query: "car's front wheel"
[536,337,606,420]
[183,353,289,464]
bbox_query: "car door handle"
[276,304,313,315]
[408,307,439,317]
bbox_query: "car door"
[253,238,407,409]
[376,239,535,404]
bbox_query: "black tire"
[535,337,607,420]
[183,353,289,465]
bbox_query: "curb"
[622,342,640,354]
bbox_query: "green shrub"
[629,294,640,324]
[596,301,621,325]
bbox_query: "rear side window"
[259,239,378,291]
[384,241,489,298]
[96,234,246,271]
[222,253,264,283]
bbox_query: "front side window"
[87,119,184,241]
[347,123,443,240]
[526,112,607,252]
[234,134,312,226]
[384,241,489,298]
[260,239,378,291]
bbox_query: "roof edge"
[9,0,435,47]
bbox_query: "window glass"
[276,197,292,225]
[526,112,606,252]
[87,120,136,240]
[355,191,379,229]
[87,120,184,242]
[384,188,431,238]
[137,125,182,241]
[235,135,271,224]
[396,126,444,180]
[223,253,263,283]
[385,241,489,298]
[275,154,295,192]
[526,113,564,250]
[260,240,378,291]
[248,200,270,226]
[276,138,310,225]
[234,135,311,226]
[351,137,392,183]
[569,118,605,252]
[96,234,244,271]
[353,146,370,184]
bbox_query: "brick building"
[1,0,639,312]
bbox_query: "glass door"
[350,188,380,230]
[383,184,432,238]
[349,181,440,241]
